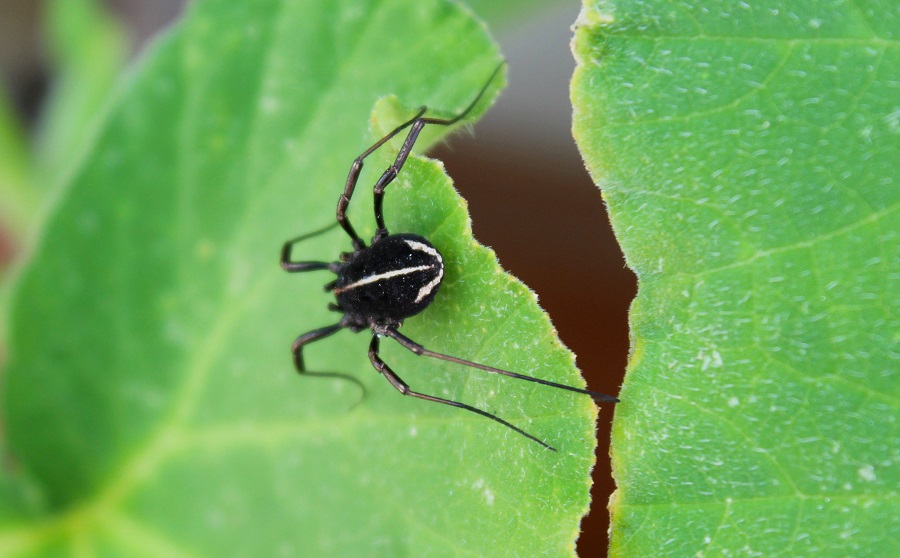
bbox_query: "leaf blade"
[2,1,599,555]
[572,0,899,555]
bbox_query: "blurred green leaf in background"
[0,0,126,247]
[0,0,601,556]
[0,89,31,242]
[573,0,897,556]
[35,0,128,194]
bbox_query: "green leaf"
[35,0,128,192]
[0,89,33,239]
[1,0,599,556]
[0,0,126,263]
[572,0,898,556]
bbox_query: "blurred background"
[0,0,634,553]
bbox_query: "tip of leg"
[529,436,556,452]
[586,389,620,403]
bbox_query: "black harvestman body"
[280,64,618,451]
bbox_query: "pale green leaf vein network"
[706,501,734,552]
[167,397,578,454]
[103,512,199,558]
[613,43,796,127]
[819,165,885,223]
[640,201,898,279]
[782,500,807,557]
[820,50,885,138]
[383,499,485,558]
[751,342,896,405]
[597,42,889,131]
[643,384,802,492]
[846,0,882,38]
[93,270,279,509]
[640,295,892,423]
[707,500,750,554]
[782,203,876,401]
[174,411,556,456]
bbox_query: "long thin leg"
[281,222,342,273]
[336,63,506,248]
[367,335,556,451]
[384,328,619,403]
[336,106,428,251]
[372,63,505,239]
[292,321,365,396]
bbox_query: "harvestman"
[280,65,618,450]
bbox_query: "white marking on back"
[334,265,433,294]
[404,239,441,260]
[404,239,444,302]
[415,270,443,302]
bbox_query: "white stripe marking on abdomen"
[405,240,443,302]
[334,265,434,294]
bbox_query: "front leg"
[281,222,341,273]
[339,106,428,248]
